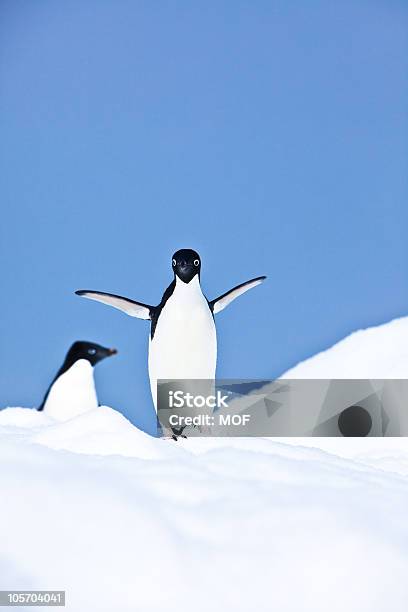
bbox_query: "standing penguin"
[76,249,266,411]
[38,341,117,421]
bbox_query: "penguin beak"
[108,348,118,356]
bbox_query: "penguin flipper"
[75,290,153,320]
[210,276,266,314]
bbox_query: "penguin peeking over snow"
[38,341,117,421]
[75,249,266,424]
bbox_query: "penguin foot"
[170,433,187,441]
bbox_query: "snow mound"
[283,316,408,379]
[0,405,408,611]
[0,407,55,428]
[0,406,182,461]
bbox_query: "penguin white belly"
[43,359,98,421]
[148,278,217,409]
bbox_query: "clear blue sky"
[1,1,407,434]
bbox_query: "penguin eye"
[88,348,97,355]
[172,259,176,267]
[194,259,200,267]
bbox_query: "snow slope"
[1,317,408,612]
[283,315,408,379]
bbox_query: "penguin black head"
[172,249,201,283]
[65,341,117,368]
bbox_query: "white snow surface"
[283,315,408,379]
[2,316,408,611]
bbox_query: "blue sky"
[1,0,407,434]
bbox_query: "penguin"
[38,341,117,421]
[75,249,266,420]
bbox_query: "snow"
[2,317,408,611]
[283,315,408,379]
